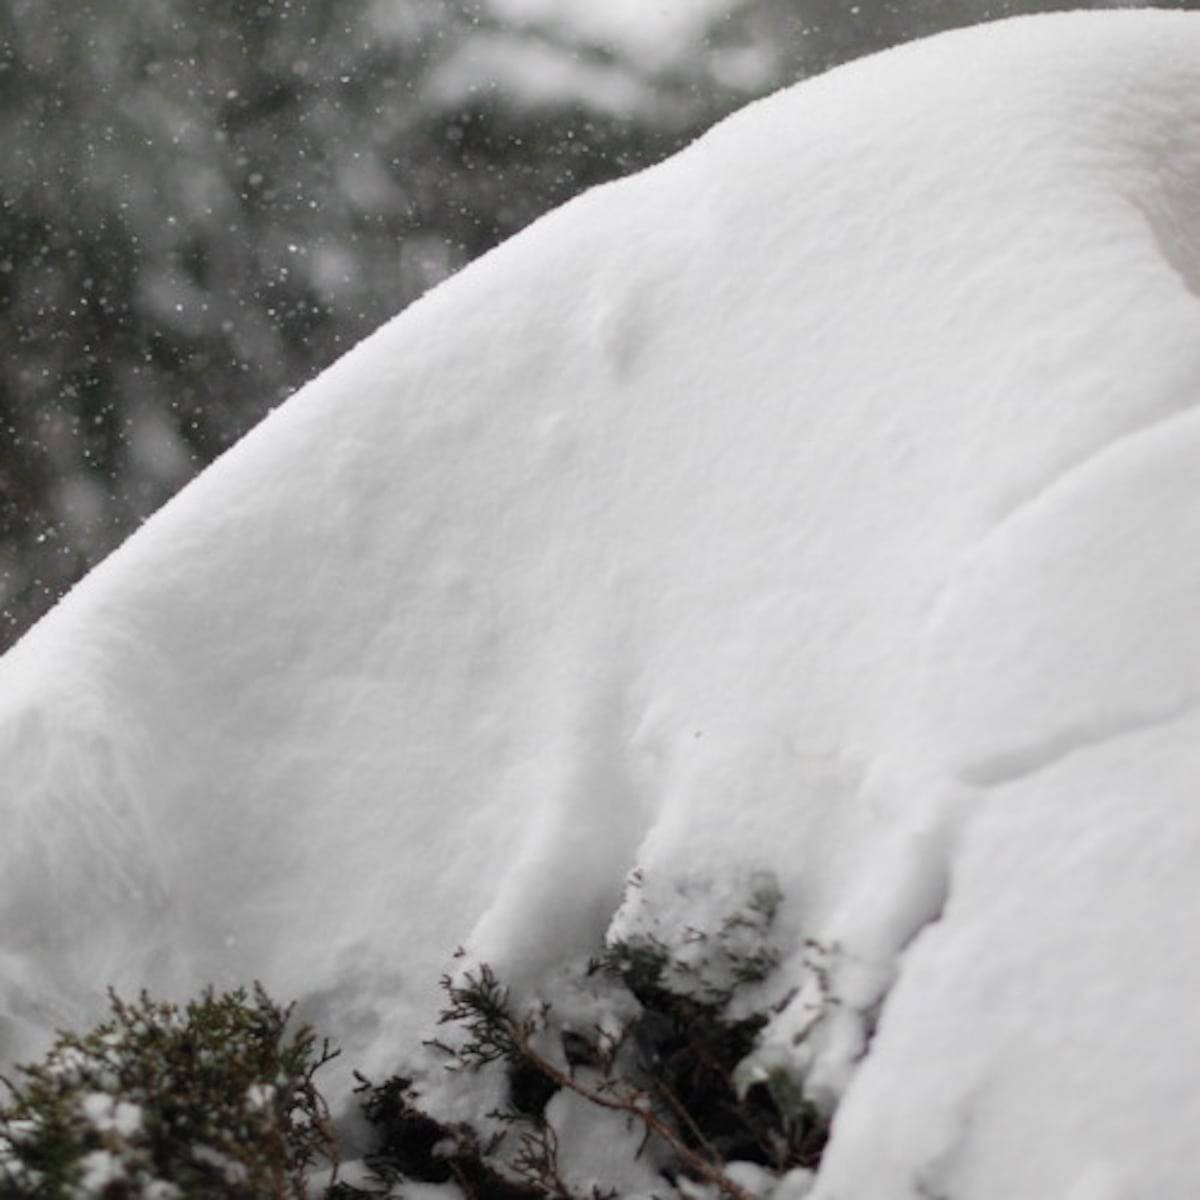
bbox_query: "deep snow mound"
[3,11,1200,1195]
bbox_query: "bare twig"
[506,1024,755,1200]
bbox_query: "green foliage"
[0,985,339,1199]
[597,872,785,1005]
[355,882,829,1200]
[0,881,831,1199]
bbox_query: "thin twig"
[508,1025,755,1200]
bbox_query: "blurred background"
[0,0,1190,649]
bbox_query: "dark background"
[0,0,1186,649]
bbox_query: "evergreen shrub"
[0,985,339,1199]
[353,877,829,1199]
[1,881,831,1199]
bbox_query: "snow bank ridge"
[3,10,1200,1196]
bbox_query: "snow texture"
[3,11,1200,1195]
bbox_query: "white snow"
[80,1092,143,1137]
[3,10,1200,1195]
[78,1148,125,1194]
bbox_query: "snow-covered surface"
[3,11,1200,1195]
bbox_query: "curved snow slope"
[4,11,1200,1193]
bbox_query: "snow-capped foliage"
[2,11,1200,1196]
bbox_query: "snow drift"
[4,10,1200,1195]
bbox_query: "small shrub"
[0,878,830,1200]
[0,985,340,1199]
[355,879,829,1200]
